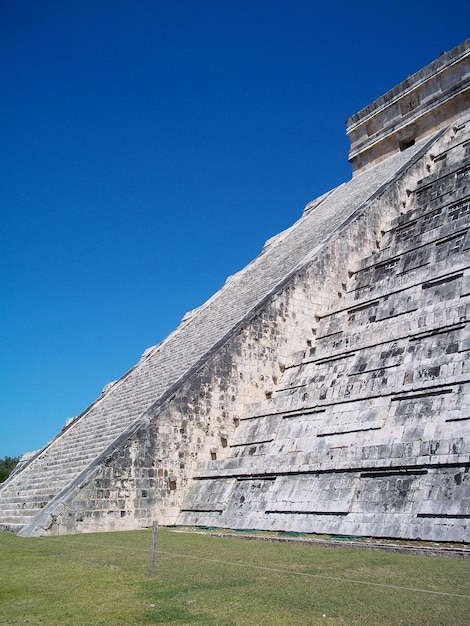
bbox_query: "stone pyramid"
[1,40,469,540]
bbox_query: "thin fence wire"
[51,538,470,600]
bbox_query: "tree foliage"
[0,457,19,483]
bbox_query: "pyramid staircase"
[0,130,442,536]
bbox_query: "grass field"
[0,528,469,625]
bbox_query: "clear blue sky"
[1,1,468,458]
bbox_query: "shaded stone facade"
[1,41,469,541]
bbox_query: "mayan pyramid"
[1,40,469,541]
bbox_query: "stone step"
[25,420,136,471]
[397,191,470,234]
[39,433,116,449]
[313,299,469,360]
[14,467,80,482]
[38,467,88,478]
[58,423,129,440]
[37,434,125,458]
[3,477,65,491]
[375,226,468,276]
[0,495,53,507]
[380,211,469,257]
[347,258,468,310]
[41,458,91,471]
[353,226,468,281]
[5,481,69,496]
[0,522,24,533]
[0,508,39,518]
[33,443,92,457]
[0,514,36,525]
[27,450,101,469]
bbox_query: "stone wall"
[42,203,381,534]
[178,120,470,542]
[44,125,453,537]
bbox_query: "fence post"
[149,520,158,577]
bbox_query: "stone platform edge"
[171,528,470,560]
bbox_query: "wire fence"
[50,534,470,600]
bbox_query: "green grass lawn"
[0,528,469,625]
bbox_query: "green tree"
[0,456,19,483]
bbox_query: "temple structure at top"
[348,39,469,174]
